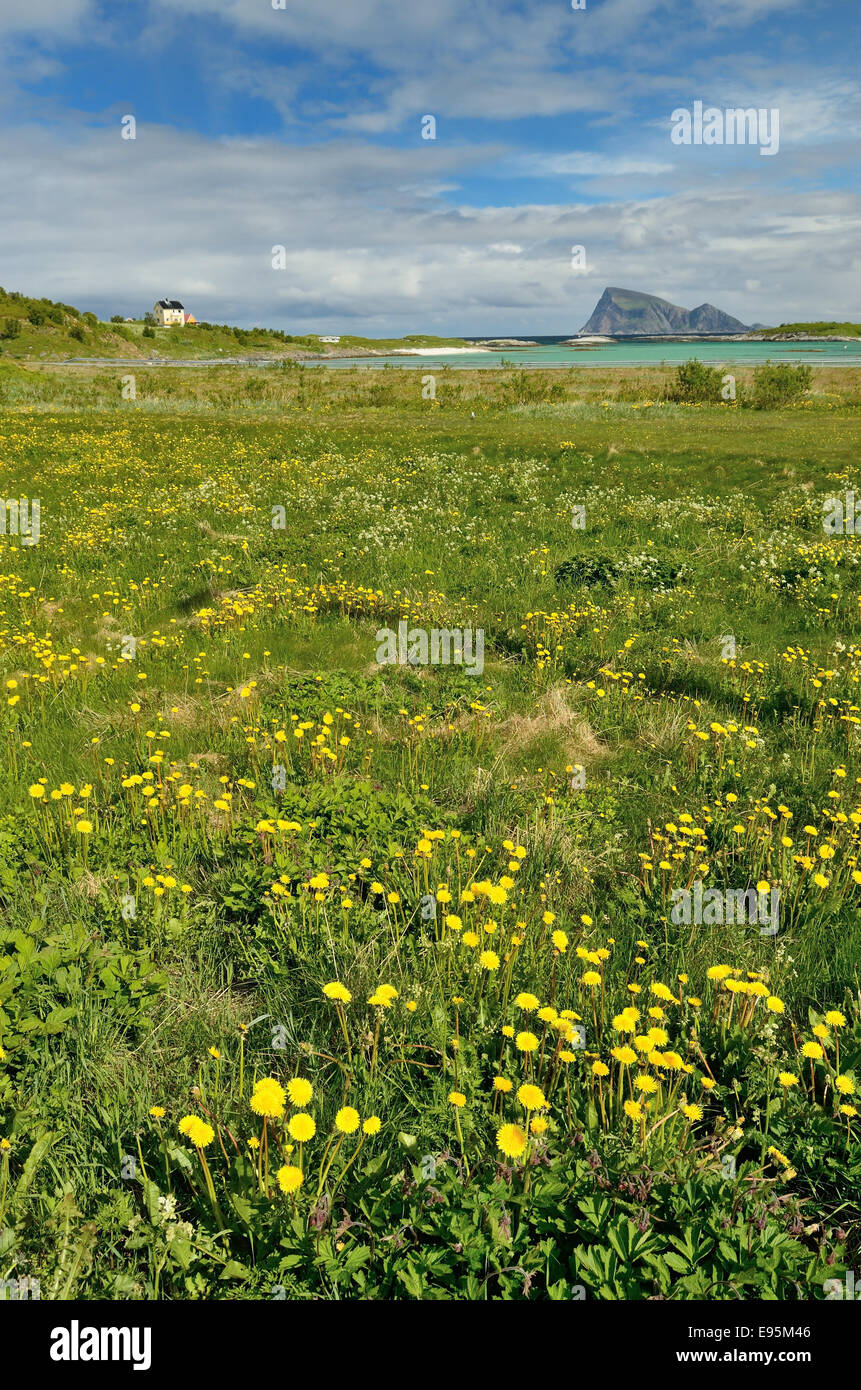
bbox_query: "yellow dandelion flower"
[323,982,352,1004]
[250,1078,286,1118]
[335,1106,360,1134]
[286,1077,313,1107]
[277,1164,304,1194]
[178,1115,214,1147]
[496,1124,527,1158]
[288,1113,316,1142]
[516,1083,547,1111]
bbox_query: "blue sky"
[0,0,858,333]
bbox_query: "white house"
[320,335,341,344]
[153,299,186,327]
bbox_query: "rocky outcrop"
[579,287,748,336]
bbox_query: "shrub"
[668,358,725,404]
[3,317,22,339]
[750,361,812,409]
[501,370,565,405]
[555,554,619,587]
[555,552,685,592]
[142,325,156,339]
[69,324,86,342]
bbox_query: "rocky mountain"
[579,287,748,336]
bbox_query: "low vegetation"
[0,363,859,1299]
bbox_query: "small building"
[153,299,186,327]
[184,313,197,325]
[320,335,340,344]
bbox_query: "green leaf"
[396,1262,425,1298]
[16,1132,56,1196]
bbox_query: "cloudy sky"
[1,0,859,333]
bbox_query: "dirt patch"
[157,697,207,729]
[496,683,608,762]
[197,520,248,543]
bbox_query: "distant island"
[579,286,748,337]
[746,321,861,341]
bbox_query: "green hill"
[0,286,469,361]
[0,287,322,360]
[0,286,141,359]
[757,320,861,337]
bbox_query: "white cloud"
[147,0,821,131]
[526,153,674,177]
[0,0,93,33]
[1,122,859,334]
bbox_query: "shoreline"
[389,345,492,355]
[7,334,858,370]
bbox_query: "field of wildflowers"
[1,365,860,1300]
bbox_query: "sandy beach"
[390,345,492,355]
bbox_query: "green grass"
[0,366,860,1300]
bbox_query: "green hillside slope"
[0,287,469,360]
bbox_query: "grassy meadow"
[1,361,860,1301]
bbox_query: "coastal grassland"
[0,368,860,1300]
[3,357,861,414]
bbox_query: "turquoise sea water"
[305,339,861,370]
